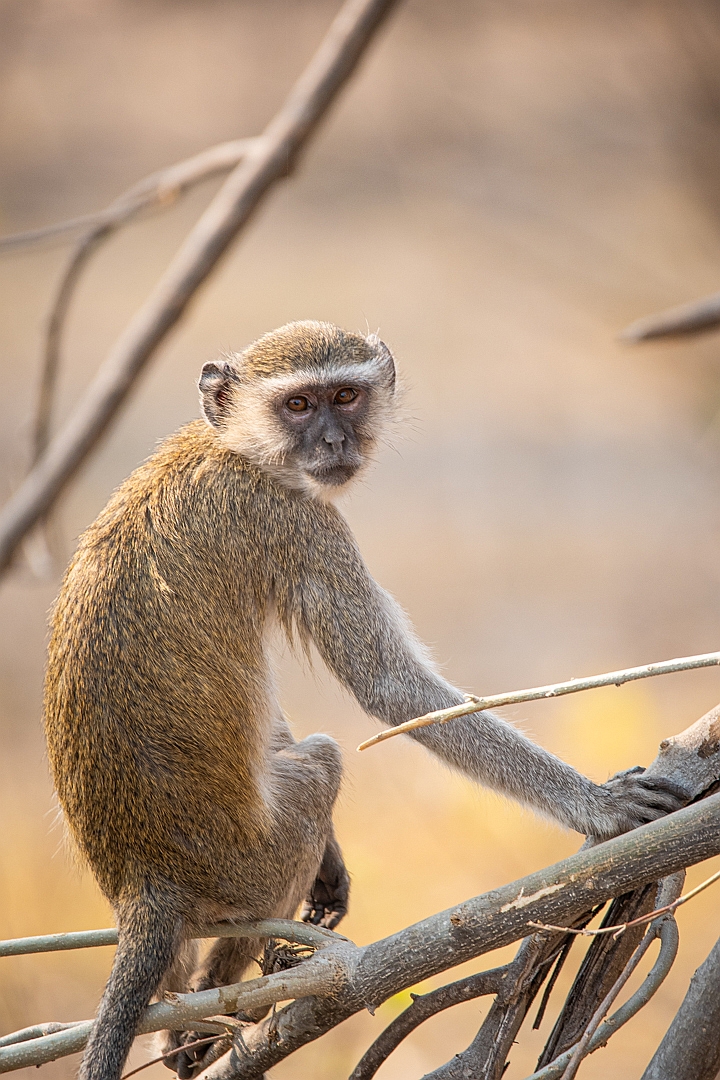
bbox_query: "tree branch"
[349,965,511,1080]
[641,931,720,1079]
[620,292,720,341]
[560,924,660,1080]
[0,918,339,960]
[0,0,403,577]
[357,652,720,750]
[30,138,257,468]
[0,140,256,253]
[522,915,679,1080]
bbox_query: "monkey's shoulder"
[69,421,354,585]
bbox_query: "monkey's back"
[44,422,318,903]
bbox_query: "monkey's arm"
[298,541,685,839]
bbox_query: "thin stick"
[620,291,720,342]
[357,651,720,750]
[120,1035,222,1080]
[559,930,656,1080]
[0,140,256,252]
[0,918,338,958]
[0,0,402,576]
[528,866,720,940]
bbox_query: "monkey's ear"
[366,334,396,391]
[199,360,238,427]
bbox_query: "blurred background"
[2,0,720,1076]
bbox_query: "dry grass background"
[2,0,720,1076]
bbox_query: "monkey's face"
[277,383,368,489]
[199,322,397,499]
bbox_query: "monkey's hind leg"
[154,938,200,1072]
[79,887,183,1080]
[169,936,263,1078]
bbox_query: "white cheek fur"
[211,365,396,500]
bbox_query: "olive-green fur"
[45,421,342,911]
[240,321,375,378]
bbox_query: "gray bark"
[642,934,720,1080]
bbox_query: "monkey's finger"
[319,905,347,930]
[636,777,690,804]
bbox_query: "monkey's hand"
[590,766,689,839]
[300,834,350,930]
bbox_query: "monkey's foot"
[166,1026,237,1079]
[300,836,350,929]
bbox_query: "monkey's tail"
[79,885,182,1080]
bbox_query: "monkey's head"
[199,321,397,498]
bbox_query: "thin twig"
[527,866,720,939]
[30,139,257,465]
[522,917,678,1080]
[0,0,403,577]
[357,651,720,749]
[349,966,510,1079]
[559,929,656,1080]
[0,140,256,252]
[620,291,720,341]
[121,1035,226,1080]
[0,918,340,958]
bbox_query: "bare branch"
[620,292,720,341]
[559,926,658,1080]
[120,1035,225,1080]
[0,140,256,253]
[0,1024,85,1050]
[0,918,339,959]
[642,930,720,1080]
[529,865,720,938]
[533,884,658,1070]
[418,934,573,1080]
[0,0,403,577]
[348,965,510,1080]
[522,916,679,1080]
[357,652,720,750]
[30,138,258,468]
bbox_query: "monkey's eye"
[286,396,310,412]
[334,387,358,405]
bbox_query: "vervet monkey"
[44,321,685,1080]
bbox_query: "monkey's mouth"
[305,460,361,486]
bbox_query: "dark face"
[279,384,370,487]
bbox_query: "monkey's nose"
[323,431,345,452]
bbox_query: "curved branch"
[0,139,256,252]
[522,916,679,1080]
[0,0,403,576]
[641,928,720,1080]
[30,139,258,465]
[349,966,510,1080]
